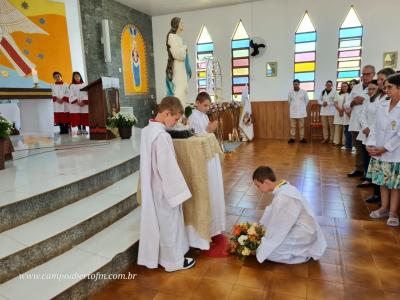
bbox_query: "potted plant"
[108,112,138,139]
[0,116,13,170]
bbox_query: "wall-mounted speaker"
[101,19,111,63]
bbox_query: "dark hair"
[387,73,400,87]
[322,80,334,96]
[196,91,211,103]
[71,71,84,84]
[339,82,350,95]
[158,96,184,115]
[377,68,396,78]
[369,80,378,86]
[53,71,61,77]
[166,17,181,81]
[252,166,276,182]
[350,79,359,85]
[293,79,300,84]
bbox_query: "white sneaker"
[340,146,347,150]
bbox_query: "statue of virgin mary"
[165,17,192,107]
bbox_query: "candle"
[32,68,39,84]
[228,133,232,141]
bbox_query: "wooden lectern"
[81,77,120,140]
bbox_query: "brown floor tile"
[153,293,188,300]
[343,265,383,289]
[236,266,273,289]
[378,270,400,293]
[308,262,344,283]
[157,273,200,297]
[270,272,307,298]
[341,251,375,269]
[204,262,242,283]
[268,292,306,300]
[307,279,345,300]
[343,284,385,300]
[228,285,266,300]
[191,278,233,300]
[271,261,309,278]
[384,291,400,300]
[373,255,400,273]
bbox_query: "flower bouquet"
[108,112,137,139]
[229,222,265,259]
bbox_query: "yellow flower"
[241,247,251,256]
[248,226,257,236]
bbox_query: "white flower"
[238,235,248,246]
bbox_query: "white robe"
[51,83,69,113]
[189,109,209,134]
[69,83,88,114]
[256,182,327,264]
[138,121,192,271]
[168,33,188,107]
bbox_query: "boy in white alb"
[69,71,89,135]
[187,92,225,248]
[51,71,70,134]
[288,79,309,144]
[188,92,217,134]
[138,96,196,272]
[253,166,327,264]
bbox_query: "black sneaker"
[182,257,196,270]
[288,138,295,144]
[300,138,307,144]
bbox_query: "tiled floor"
[91,139,400,300]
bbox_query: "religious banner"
[121,24,148,95]
[0,0,72,88]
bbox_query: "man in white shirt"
[288,79,309,144]
[345,65,375,177]
[318,80,337,143]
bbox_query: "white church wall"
[152,0,400,102]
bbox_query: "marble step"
[0,173,139,284]
[0,152,139,233]
[0,208,141,300]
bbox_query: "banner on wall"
[0,0,72,88]
[121,24,148,95]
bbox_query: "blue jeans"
[343,125,352,149]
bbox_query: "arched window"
[196,26,214,93]
[231,20,250,101]
[294,11,316,99]
[336,6,363,89]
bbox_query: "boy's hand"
[207,121,218,133]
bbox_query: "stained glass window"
[294,11,316,99]
[231,20,250,101]
[196,26,214,93]
[336,6,363,89]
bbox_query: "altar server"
[189,92,217,134]
[138,96,196,272]
[253,166,327,264]
[69,72,89,135]
[187,91,225,248]
[366,73,400,227]
[318,80,337,143]
[51,71,70,134]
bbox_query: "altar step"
[0,170,140,284]
[0,154,139,233]
[0,208,141,300]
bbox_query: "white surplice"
[138,121,192,271]
[256,182,327,264]
[188,109,209,134]
[184,110,226,249]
